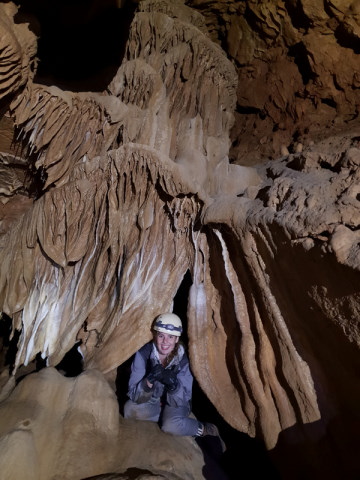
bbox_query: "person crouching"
[124,313,219,438]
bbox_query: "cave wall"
[0,0,359,479]
[188,0,360,165]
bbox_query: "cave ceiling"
[0,0,359,474]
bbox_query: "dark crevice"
[319,159,341,172]
[55,341,84,377]
[172,269,192,346]
[0,313,20,375]
[350,136,360,146]
[266,166,281,180]
[344,223,360,232]
[26,165,48,199]
[286,156,305,171]
[236,104,266,119]
[321,97,337,109]
[284,0,312,31]
[13,0,137,92]
[288,42,316,85]
[236,104,261,115]
[0,312,46,384]
[334,24,360,54]
[318,230,330,238]
[256,185,271,205]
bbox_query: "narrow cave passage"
[14,0,137,91]
[0,313,20,376]
[0,267,281,479]
[0,278,280,479]
[113,270,281,479]
[168,270,280,479]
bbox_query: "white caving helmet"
[153,313,183,337]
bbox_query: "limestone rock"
[0,367,205,480]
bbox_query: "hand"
[147,364,164,384]
[160,369,178,392]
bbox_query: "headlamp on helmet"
[153,313,182,336]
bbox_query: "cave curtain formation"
[0,1,360,479]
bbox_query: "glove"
[160,369,178,392]
[146,364,164,384]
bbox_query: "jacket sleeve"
[127,350,154,404]
[166,358,193,408]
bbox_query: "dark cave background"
[14,0,137,91]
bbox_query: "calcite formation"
[0,0,359,479]
[0,367,205,480]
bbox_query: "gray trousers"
[124,398,201,436]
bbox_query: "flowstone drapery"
[0,0,320,450]
[1,1,360,478]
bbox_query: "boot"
[199,422,226,452]
[202,422,220,436]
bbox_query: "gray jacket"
[127,341,193,408]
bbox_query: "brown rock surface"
[0,0,359,479]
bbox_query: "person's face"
[154,331,179,356]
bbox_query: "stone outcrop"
[0,0,359,479]
[0,367,205,479]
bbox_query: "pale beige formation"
[0,0,359,479]
[0,367,204,480]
